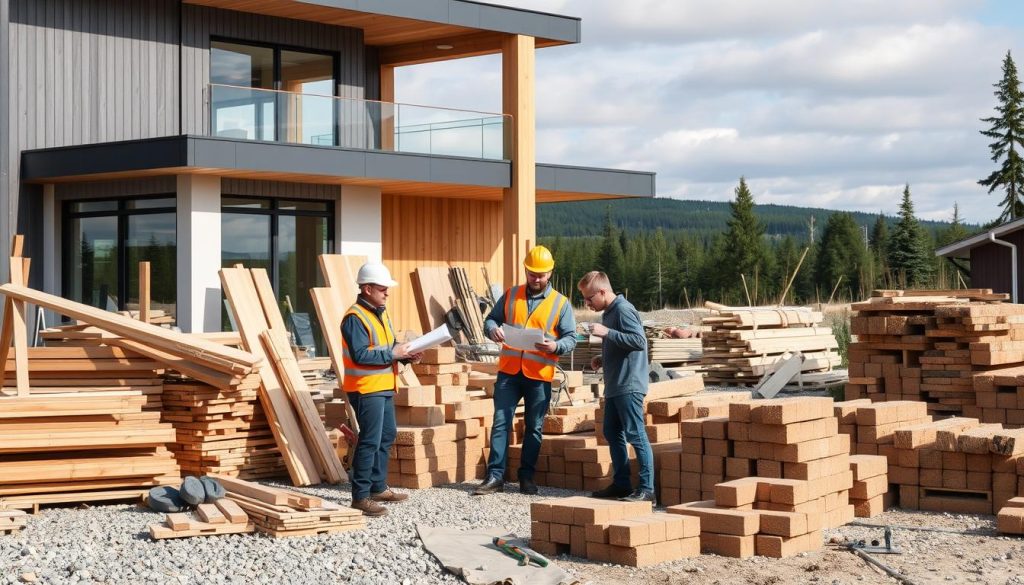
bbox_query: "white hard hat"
[356,262,398,287]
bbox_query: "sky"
[394,0,1024,224]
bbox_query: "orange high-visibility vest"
[497,285,568,382]
[342,302,398,394]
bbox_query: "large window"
[210,39,337,145]
[63,197,177,319]
[222,197,333,354]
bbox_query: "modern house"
[0,0,655,339]
[936,218,1022,303]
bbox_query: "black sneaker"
[591,484,633,499]
[619,489,656,503]
[519,477,538,495]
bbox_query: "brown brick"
[714,477,760,507]
[755,533,811,558]
[705,439,730,457]
[530,540,562,557]
[608,519,650,547]
[997,507,1024,535]
[899,484,919,509]
[848,454,888,481]
[666,501,759,536]
[703,455,725,476]
[728,421,750,442]
[851,475,889,500]
[941,469,968,490]
[749,397,834,425]
[419,346,456,364]
[585,522,610,544]
[585,541,612,563]
[700,533,755,558]
[750,417,839,445]
[853,495,884,518]
[759,478,810,505]
[550,523,571,544]
[758,510,808,537]
[570,525,587,557]
[531,501,554,522]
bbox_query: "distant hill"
[538,198,972,242]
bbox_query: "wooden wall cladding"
[382,194,503,335]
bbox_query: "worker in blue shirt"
[474,246,577,496]
[578,270,654,503]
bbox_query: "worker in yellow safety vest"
[473,246,577,496]
[342,262,422,517]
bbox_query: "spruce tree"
[721,177,765,300]
[815,212,870,300]
[937,203,969,246]
[595,206,626,289]
[980,51,1024,222]
[887,185,933,287]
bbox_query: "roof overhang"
[21,136,654,203]
[935,217,1024,259]
[183,0,581,66]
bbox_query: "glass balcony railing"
[208,84,510,160]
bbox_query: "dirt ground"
[560,509,1024,585]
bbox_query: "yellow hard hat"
[524,245,555,273]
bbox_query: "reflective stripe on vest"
[497,286,567,382]
[342,303,398,394]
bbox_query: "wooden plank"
[219,267,321,486]
[214,498,249,523]
[317,254,365,301]
[260,329,347,483]
[139,261,151,323]
[102,336,245,389]
[309,286,358,433]
[250,268,288,334]
[9,257,29,396]
[196,503,227,524]
[150,521,254,540]
[0,236,23,392]
[213,475,322,508]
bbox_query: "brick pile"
[667,476,825,559]
[848,455,889,517]
[846,289,1024,418]
[973,366,1024,428]
[660,396,856,531]
[530,496,700,566]
[835,399,1024,514]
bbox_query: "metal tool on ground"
[492,536,549,567]
[849,526,901,554]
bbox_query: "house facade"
[1,0,654,338]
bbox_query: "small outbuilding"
[935,217,1024,303]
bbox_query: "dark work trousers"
[485,371,551,482]
[349,391,397,501]
[603,392,654,492]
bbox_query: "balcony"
[208,84,510,161]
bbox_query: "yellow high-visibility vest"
[342,303,398,394]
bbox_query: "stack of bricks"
[163,381,285,480]
[836,400,1024,514]
[973,366,1024,428]
[846,289,1024,419]
[667,476,824,559]
[997,497,1024,535]
[530,496,700,566]
[661,396,855,531]
[384,347,489,488]
[848,455,889,517]
[847,401,932,456]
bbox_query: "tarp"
[416,525,578,585]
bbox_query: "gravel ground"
[3,481,1024,585]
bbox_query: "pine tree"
[936,203,969,247]
[721,177,765,300]
[887,185,933,287]
[980,51,1024,222]
[595,206,626,288]
[869,214,890,287]
[815,212,870,301]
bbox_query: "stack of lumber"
[660,396,856,531]
[163,381,285,479]
[0,390,180,510]
[0,509,28,534]
[997,497,1024,535]
[149,499,253,540]
[217,476,365,537]
[846,289,1024,417]
[530,496,700,566]
[559,340,602,372]
[848,455,889,518]
[668,477,825,559]
[700,304,840,386]
[834,399,1024,514]
[973,365,1024,428]
[648,338,703,368]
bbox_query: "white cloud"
[394,0,1024,224]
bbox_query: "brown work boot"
[370,488,408,503]
[351,498,387,517]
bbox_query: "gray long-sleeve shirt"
[484,284,577,355]
[600,294,649,398]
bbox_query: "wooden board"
[220,267,321,487]
[149,521,254,540]
[412,266,457,336]
[318,254,366,304]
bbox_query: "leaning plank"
[0,283,260,374]
[310,286,358,432]
[251,268,289,334]
[260,330,347,483]
[318,254,365,301]
[214,475,323,509]
[102,336,246,389]
[9,257,29,396]
[0,236,24,391]
[219,268,320,486]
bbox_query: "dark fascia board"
[536,163,656,198]
[308,0,580,43]
[21,135,511,187]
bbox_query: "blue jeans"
[486,371,551,481]
[603,392,654,492]
[349,392,396,500]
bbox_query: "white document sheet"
[501,325,545,351]
[405,324,453,354]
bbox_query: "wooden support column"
[139,261,151,323]
[501,34,536,287]
[380,64,396,151]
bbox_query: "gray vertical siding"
[181,4,367,148]
[969,232,1024,302]
[1,0,10,269]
